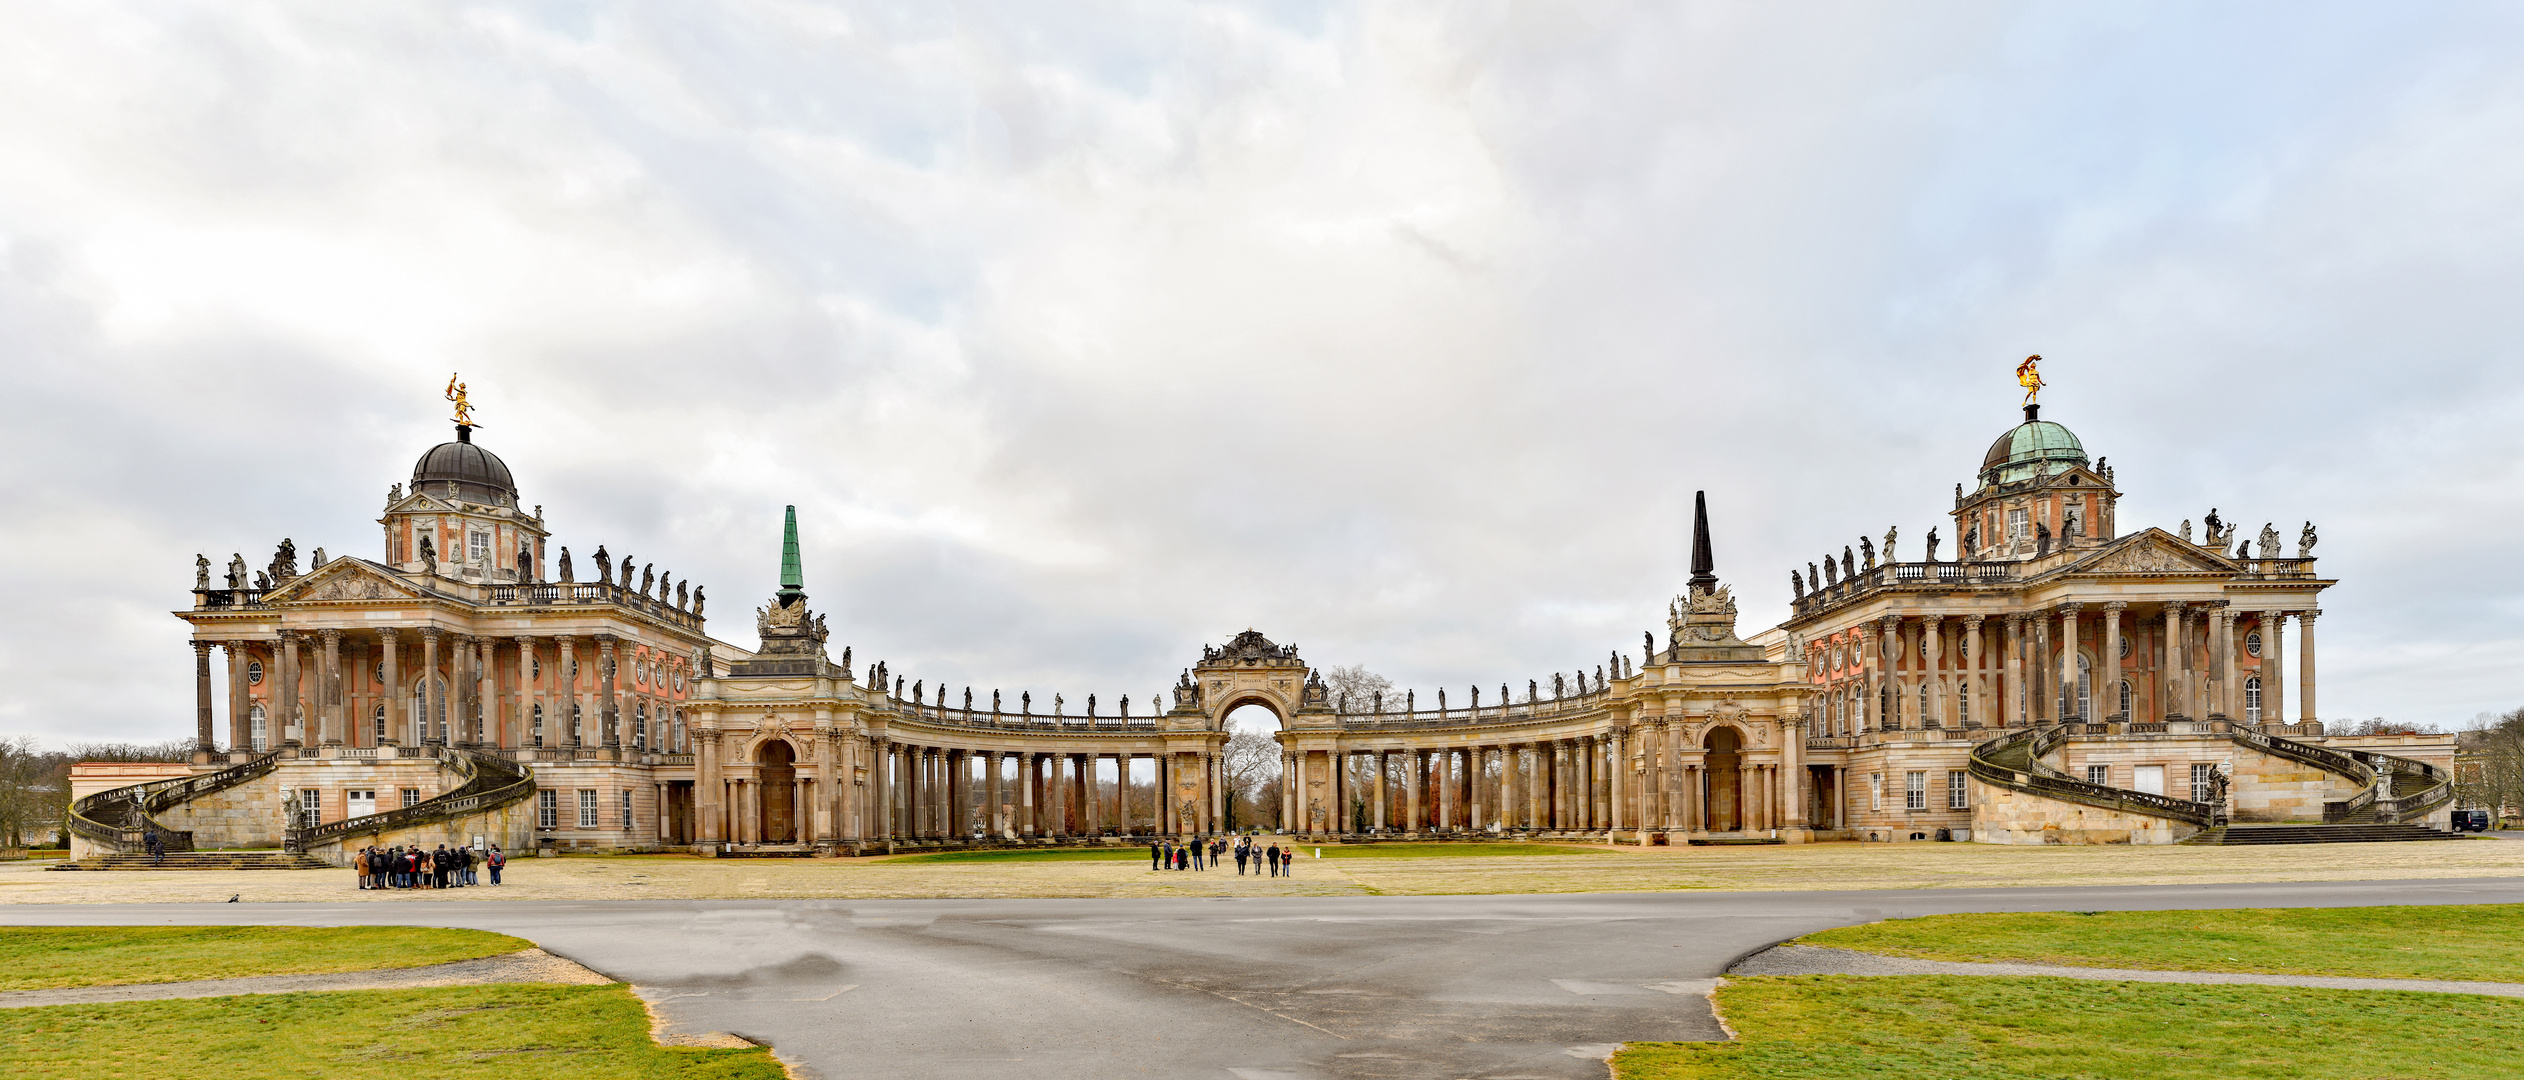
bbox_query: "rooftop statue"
[558,547,573,582]
[1925,527,1940,563]
[226,553,247,590]
[692,586,705,617]
[445,372,480,427]
[2257,522,2280,559]
[2015,354,2043,405]
[592,546,610,585]
[2298,521,2319,558]
[1882,525,1897,563]
[195,554,210,590]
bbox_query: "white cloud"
[3,0,2522,746]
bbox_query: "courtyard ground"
[3,836,2519,904]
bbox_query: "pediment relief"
[262,559,420,604]
[2070,532,2234,576]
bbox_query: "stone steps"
[2182,824,2464,846]
[47,851,333,871]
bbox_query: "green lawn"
[0,984,784,1079]
[1616,975,2524,1080]
[882,841,1611,864]
[1797,904,2524,983]
[0,926,534,991]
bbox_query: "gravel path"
[0,947,610,1008]
[1732,944,2524,998]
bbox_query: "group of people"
[355,843,503,889]
[1149,835,1299,877]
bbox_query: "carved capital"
[2101,601,2129,612]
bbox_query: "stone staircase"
[2181,823,2465,846]
[48,850,333,871]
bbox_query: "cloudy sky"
[5,1,2522,747]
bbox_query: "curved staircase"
[64,750,284,856]
[1971,722,2458,844]
[285,745,536,858]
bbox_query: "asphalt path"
[10,877,2524,1080]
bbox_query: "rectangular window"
[1905,771,1927,812]
[2008,508,2029,543]
[298,789,323,829]
[2086,764,2110,787]
[1948,772,1969,810]
[577,789,598,828]
[469,530,491,563]
[622,790,635,829]
[2132,765,2166,796]
[2191,763,2216,802]
[537,789,557,830]
[346,789,376,819]
[1870,773,1883,812]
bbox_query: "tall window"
[1959,684,1970,726]
[2191,763,2216,802]
[1918,684,1932,727]
[2007,508,2029,544]
[2244,677,2264,723]
[577,790,598,828]
[297,789,322,829]
[1880,686,1896,730]
[2086,764,2110,786]
[2118,680,2133,718]
[468,530,491,564]
[1905,771,1928,811]
[2060,654,2093,722]
[1948,772,1969,810]
[531,704,544,746]
[1869,773,1883,811]
[249,705,268,750]
[621,790,635,829]
[634,703,648,751]
[571,703,582,743]
[538,789,558,830]
[372,704,385,743]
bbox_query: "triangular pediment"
[261,558,423,604]
[2066,530,2236,576]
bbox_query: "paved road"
[10,877,2524,1080]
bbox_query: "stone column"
[1963,616,1986,727]
[1528,746,1547,831]
[2057,603,2082,722]
[1433,748,1453,832]
[2207,602,2232,720]
[193,641,216,753]
[2162,602,2188,720]
[275,629,301,745]
[2261,611,2286,726]
[226,641,252,751]
[701,729,726,842]
[1685,762,1704,833]
[1464,748,1484,831]
[2298,611,2319,725]
[1782,709,1806,829]
[2096,603,2125,720]
[1609,730,1627,833]
[474,636,495,746]
[982,751,1001,838]
[1920,617,1943,727]
[314,628,340,746]
[1875,617,1897,728]
[596,636,620,749]
[511,636,535,749]
[2003,614,2025,726]
[1667,719,1688,827]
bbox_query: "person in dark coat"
[1264,843,1281,878]
[1150,839,1163,870]
[1234,842,1249,876]
[487,844,505,885]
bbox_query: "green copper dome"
[1979,411,2088,486]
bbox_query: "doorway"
[759,740,798,843]
[1704,728,1743,832]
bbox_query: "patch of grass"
[1616,975,2524,1079]
[880,848,1149,865]
[881,841,1610,865]
[0,983,783,1079]
[1797,904,2524,982]
[0,926,534,991]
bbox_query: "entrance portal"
[1703,728,1742,832]
[758,739,797,844]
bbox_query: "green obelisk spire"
[776,505,805,603]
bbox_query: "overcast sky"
[5,2,2522,748]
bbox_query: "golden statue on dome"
[445,373,481,427]
[2015,354,2044,405]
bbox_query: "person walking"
[144,827,164,867]
[1264,842,1281,878]
[1281,847,1295,877]
[1189,838,1203,871]
[1234,841,1249,876]
[1150,839,1163,870]
[487,844,504,886]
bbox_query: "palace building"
[65,382,2458,866]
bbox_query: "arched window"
[1918,683,1932,727]
[1959,683,1971,726]
[371,703,385,743]
[248,705,268,750]
[635,702,649,750]
[2245,676,2264,723]
[2060,654,2093,721]
[2118,680,2133,718]
[571,703,583,743]
[531,703,544,747]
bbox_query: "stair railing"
[284,746,536,852]
[1967,725,2213,826]
[66,750,285,854]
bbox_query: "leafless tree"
[1224,727,1281,829]
[2459,708,2524,821]
[1323,664,1397,719]
[0,735,72,848]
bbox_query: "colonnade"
[1806,604,2320,734]
[199,629,696,755]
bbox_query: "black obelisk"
[1688,490,1717,592]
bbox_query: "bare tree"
[63,740,195,763]
[1223,727,1282,830]
[2459,708,2524,822]
[1323,664,1397,719]
[0,735,72,848]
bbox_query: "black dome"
[412,427,518,505]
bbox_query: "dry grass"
[5,837,2517,904]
